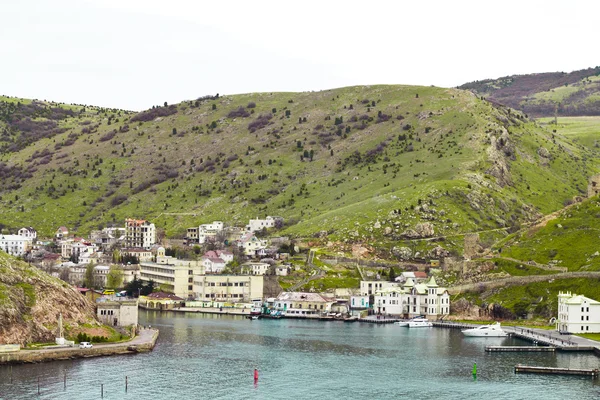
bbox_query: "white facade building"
[373,277,450,318]
[125,219,156,250]
[246,216,281,233]
[96,300,138,327]
[0,235,33,256]
[18,227,37,241]
[557,292,600,333]
[360,280,399,296]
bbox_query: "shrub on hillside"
[248,113,273,132]
[130,105,178,123]
[227,107,250,118]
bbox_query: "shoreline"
[0,328,159,365]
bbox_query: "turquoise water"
[2,310,600,399]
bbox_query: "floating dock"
[515,364,599,377]
[486,346,555,352]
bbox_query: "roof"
[414,271,428,279]
[426,276,438,287]
[276,292,334,303]
[207,257,225,264]
[56,226,69,233]
[564,294,600,305]
[147,292,183,300]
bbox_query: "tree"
[124,277,144,297]
[106,265,124,289]
[141,280,156,296]
[388,267,397,282]
[84,263,94,288]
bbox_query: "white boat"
[408,318,433,328]
[394,321,409,327]
[461,322,507,337]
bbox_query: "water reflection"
[1,311,600,399]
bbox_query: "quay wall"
[0,330,159,365]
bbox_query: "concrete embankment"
[0,329,159,365]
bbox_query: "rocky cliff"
[0,251,99,346]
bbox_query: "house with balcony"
[373,277,450,319]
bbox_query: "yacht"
[408,317,433,328]
[461,322,507,337]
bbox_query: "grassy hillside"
[459,67,600,117]
[0,86,598,258]
[495,196,600,271]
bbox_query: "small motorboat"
[394,321,409,327]
[462,322,507,337]
[408,317,433,328]
[249,315,260,320]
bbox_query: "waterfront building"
[90,227,126,250]
[373,277,450,318]
[273,292,335,316]
[140,292,184,310]
[125,219,156,250]
[350,295,370,313]
[192,274,280,302]
[139,247,203,299]
[96,299,138,327]
[0,234,33,256]
[557,291,600,333]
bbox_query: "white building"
[125,219,156,250]
[373,277,450,319]
[238,233,268,256]
[242,262,271,275]
[273,292,335,317]
[360,280,399,296]
[96,300,138,327]
[187,221,224,244]
[203,257,227,274]
[0,234,33,256]
[246,216,281,233]
[18,227,37,241]
[557,292,600,333]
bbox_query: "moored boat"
[408,318,433,328]
[461,322,507,337]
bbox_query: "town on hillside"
[0,216,452,322]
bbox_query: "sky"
[1,0,598,111]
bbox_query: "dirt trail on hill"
[448,271,600,294]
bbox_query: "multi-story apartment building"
[139,247,203,299]
[125,219,156,250]
[0,234,33,257]
[193,274,279,303]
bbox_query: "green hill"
[1,85,598,257]
[459,67,600,117]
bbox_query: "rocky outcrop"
[0,252,99,346]
[401,222,435,239]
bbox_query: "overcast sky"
[2,0,598,110]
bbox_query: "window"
[188,285,192,290]
[587,307,590,312]
[587,316,589,321]
[582,316,584,321]
[582,307,585,312]
[587,326,589,331]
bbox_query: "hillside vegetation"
[459,67,600,117]
[0,85,598,258]
[0,251,99,345]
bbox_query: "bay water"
[1,310,600,399]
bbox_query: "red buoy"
[254,368,259,381]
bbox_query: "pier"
[514,364,599,377]
[359,316,401,324]
[486,346,555,352]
